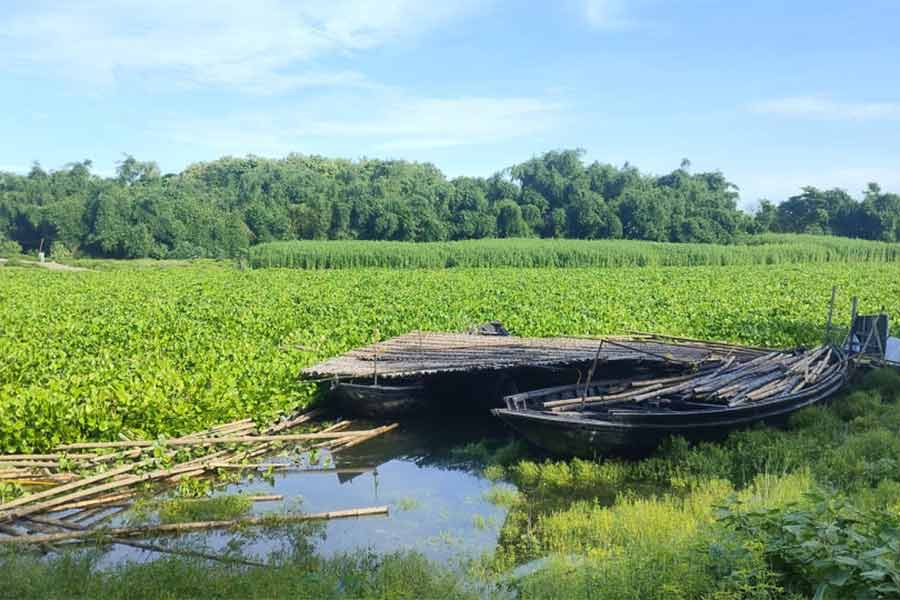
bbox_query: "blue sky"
[1,0,899,209]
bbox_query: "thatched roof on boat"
[301,332,769,380]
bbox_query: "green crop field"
[248,234,900,269]
[2,261,898,453]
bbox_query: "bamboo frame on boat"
[301,332,766,381]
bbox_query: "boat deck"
[300,332,769,381]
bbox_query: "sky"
[1,0,899,209]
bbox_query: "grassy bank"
[0,549,486,600]
[485,368,900,599]
[3,370,900,599]
[249,234,900,269]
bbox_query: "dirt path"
[0,258,89,272]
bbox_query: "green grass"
[483,484,522,509]
[249,234,900,269]
[158,494,254,524]
[0,550,486,600]
[488,369,900,599]
[394,497,422,512]
[3,371,900,599]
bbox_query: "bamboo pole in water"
[23,515,269,568]
[331,424,399,452]
[0,506,390,545]
[0,409,392,533]
[55,431,372,451]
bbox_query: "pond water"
[95,417,521,566]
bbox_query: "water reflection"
[99,416,519,565]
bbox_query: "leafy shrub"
[505,474,810,599]
[833,390,884,421]
[859,368,900,404]
[817,428,900,489]
[167,241,205,259]
[158,494,253,524]
[49,242,74,259]
[0,236,21,257]
[719,491,900,599]
[703,539,798,600]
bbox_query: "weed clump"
[490,371,900,598]
[859,367,900,401]
[128,494,254,525]
[158,494,253,524]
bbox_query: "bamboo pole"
[0,461,76,468]
[0,459,228,523]
[1,472,79,484]
[1,412,382,526]
[824,286,837,343]
[331,424,399,452]
[0,460,148,515]
[0,520,58,554]
[46,493,283,512]
[61,506,107,524]
[83,421,261,466]
[0,453,101,462]
[265,408,323,434]
[310,421,355,448]
[72,505,128,527]
[47,492,137,512]
[56,431,373,451]
[24,515,269,568]
[1,506,390,545]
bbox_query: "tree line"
[1,149,898,259]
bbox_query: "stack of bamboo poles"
[0,409,397,555]
[301,331,750,380]
[548,345,842,411]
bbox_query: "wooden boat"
[492,346,848,456]
[303,326,769,417]
[331,379,427,418]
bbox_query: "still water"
[97,417,520,566]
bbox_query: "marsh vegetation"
[2,259,899,598]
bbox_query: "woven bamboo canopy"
[300,332,769,380]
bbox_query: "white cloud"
[583,0,638,30]
[751,96,900,120]
[1,0,482,93]
[314,97,564,148]
[162,94,564,154]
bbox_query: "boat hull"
[492,367,847,456]
[332,381,427,418]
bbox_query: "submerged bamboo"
[55,431,372,451]
[0,506,390,545]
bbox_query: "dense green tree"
[1,150,897,258]
[752,200,778,234]
[496,200,530,238]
